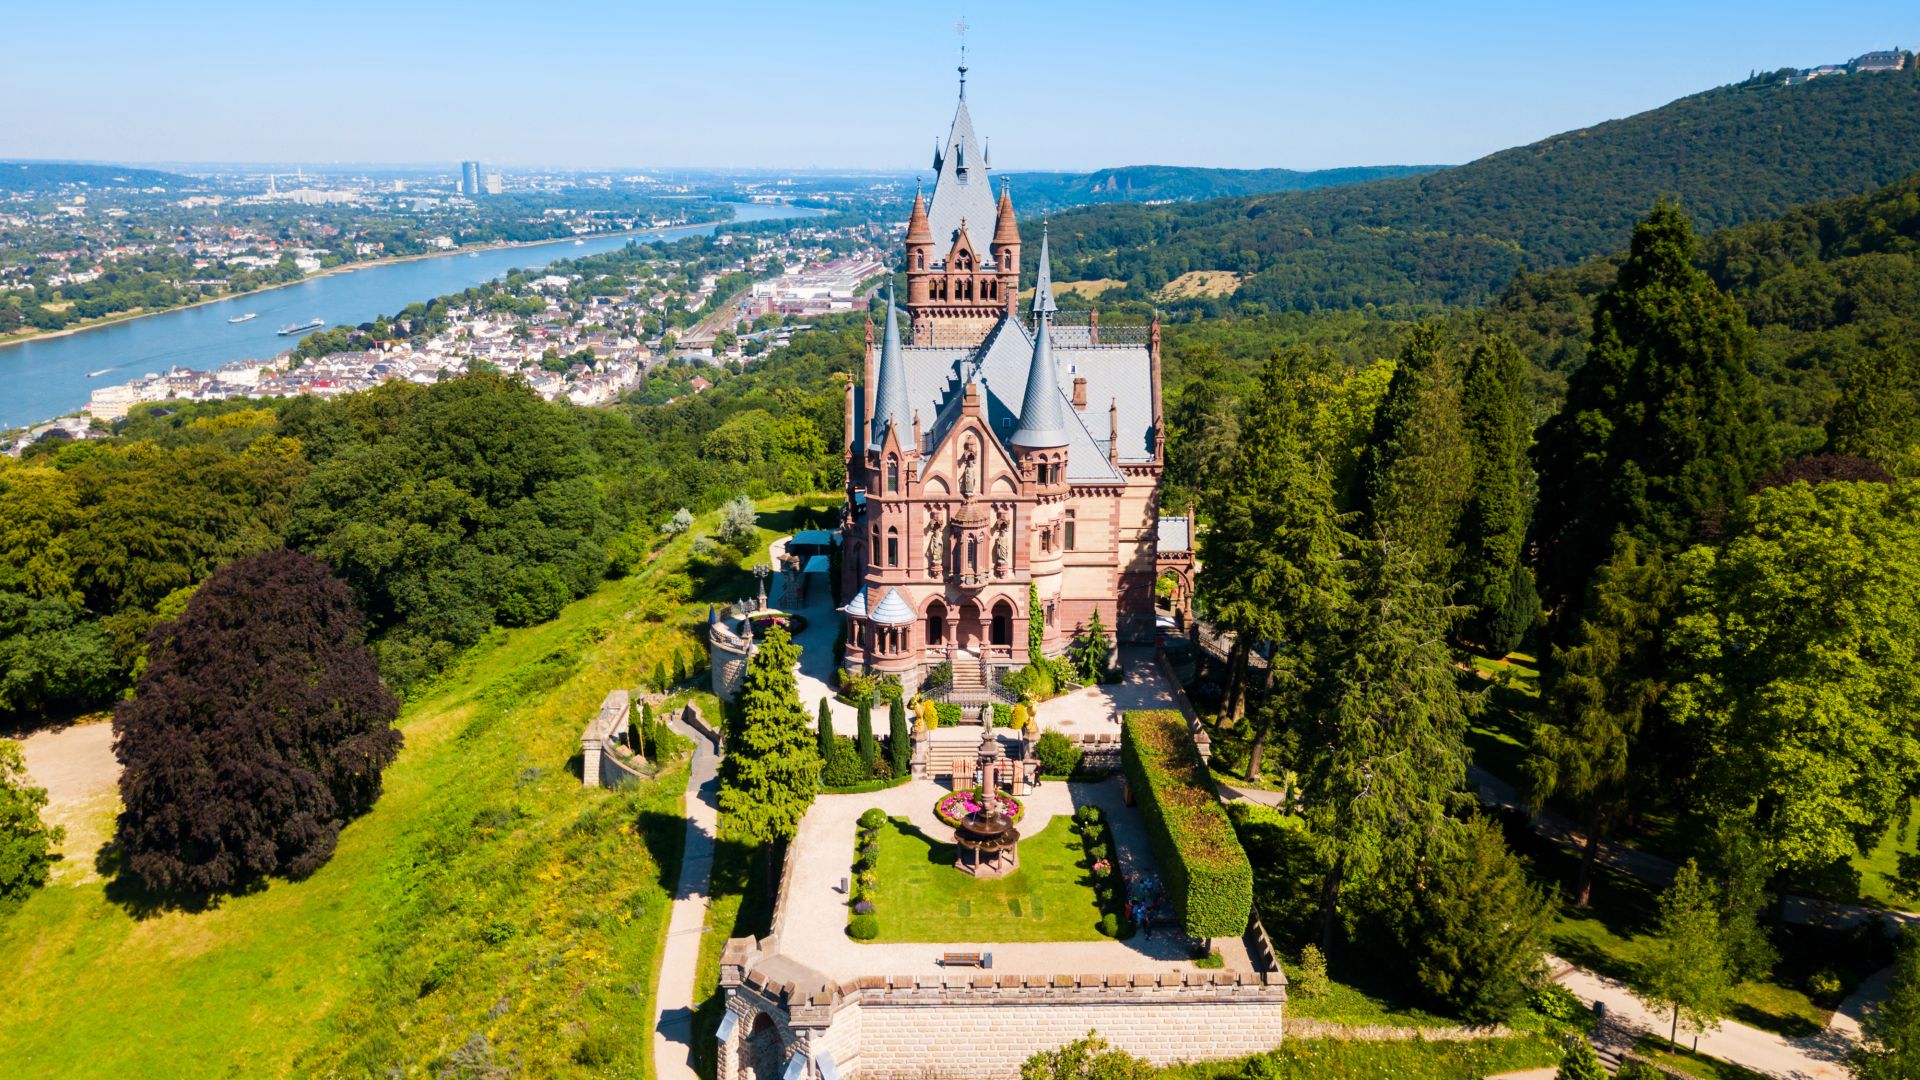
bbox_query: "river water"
[0,201,815,429]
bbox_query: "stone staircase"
[946,653,991,705]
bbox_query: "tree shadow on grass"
[689,836,771,1080]
[95,838,247,919]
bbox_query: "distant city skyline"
[5,0,1914,172]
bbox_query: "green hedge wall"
[1122,709,1253,938]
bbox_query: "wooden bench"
[940,951,992,969]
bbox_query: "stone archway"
[958,599,983,652]
[990,598,1014,648]
[742,1012,783,1080]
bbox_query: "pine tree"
[1198,348,1355,738]
[640,701,656,757]
[816,697,834,765]
[1554,1037,1608,1080]
[1070,608,1109,683]
[856,699,877,775]
[1387,816,1550,1023]
[718,626,820,866]
[1525,536,1676,907]
[1301,539,1471,949]
[1636,859,1732,1049]
[654,660,671,695]
[1533,201,1775,620]
[1359,323,1473,584]
[1458,334,1535,653]
[888,696,911,777]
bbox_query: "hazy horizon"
[3,1,1914,172]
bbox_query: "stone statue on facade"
[992,518,1008,575]
[925,507,944,577]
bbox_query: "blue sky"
[4,1,1913,171]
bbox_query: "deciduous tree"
[1637,859,1732,1049]
[0,738,63,913]
[1851,927,1920,1080]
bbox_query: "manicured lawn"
[0,494,832,1079]
[1463,651,1540,784]
[867,817,1107,942]
[1156,1034,1562,1079]
[1633,1036,1769,1080]
[1849,798,1920,908]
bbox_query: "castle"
[838,67,1181,696]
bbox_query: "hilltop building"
[837,62,1186,697]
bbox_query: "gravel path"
[14,721,120,884]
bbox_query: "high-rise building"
[459,161,481,196]
[484,171,503,196]
[837,60,1185,697]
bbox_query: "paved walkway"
[770,537,860,734]
[651,716,722,1080]
[771,772,1249,978]
[1549,956,1852,1080]
[1030,646,1181,739]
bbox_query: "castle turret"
[992,180,1021,316]
[905,187,932,306]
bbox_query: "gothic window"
[990,599,1013,647]
[967,535,978,572]
[870,525,880,562]
[886,527,899,567]
[927,600,947,645]
[886,458,899,494]
[915,253,924,270]
[1064,510,1076,551]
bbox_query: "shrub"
[1012,703,1031,730]
[847,913,879,940]
[1293,944,1330,998]
[1098,913,1119,937]
[1553,1038,1606,1080]
[0,739,62,912]
[1614,1063,1664,1080]
[715,494,758,549]
[1122,710,1252,938]
[822,737,869,787]
[853,899,875,915]
[662,507,693,536]
[858,808,888,831]
[993,703,1016,727]
[1195,950,1225,970]
[573,1027,622,1067]
[1529,983,1587,1026]
[934,702,962,728]
[1037,730,1082,778]
[922,660,953,692]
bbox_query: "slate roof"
[869,587,916,626]
[925,96,1000,271]
[1158,515,1191,553]
[1009,314,1069,449]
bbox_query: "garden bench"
[940,951,992,968]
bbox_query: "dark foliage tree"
[1555,1038,1608,1080]
[113,549,401,897]
[1532,202,1775,620]
[1827,341,1919,469]
[1457,335,1535,652]
[1381,816,1550,1023]
[855,700,877,775]
[816,697,834,765]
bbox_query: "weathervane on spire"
[956,16,970,99]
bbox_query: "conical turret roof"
[1030,224,1057,317]
[906,187,931,246]
[1010,311,1068,449]
[868,288,910,450]
[993,181,1019,248]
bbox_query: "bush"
[1293,944,1329,998]
[573,1027,622,1067]
[1037,730,1083,778]
[1614,1063,1664,1080]
[999,661,1058,702]
[847,913,879,940]
[1529,983,1587,1026]
[1807,968,1843,1001]
[821,737,869,787]
[934,702,962,728]
[922,660,953,692]
[0,739,62,912]
[715,494,758,548]
[1195,949,1225,969]
[858,808,888,831]
[993,703,1016,727]
[1098,912,1119,937]
[1122,710,1252,938]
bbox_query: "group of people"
[1125,870,1166,937]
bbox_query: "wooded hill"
[1035,66,1920,314]
[0,161,192,192]
[1002,163,1439,213]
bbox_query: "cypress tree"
[1533,201,1774,620]
[718,626,820,876]
[640,701,656,757]
[888,696,911,777]
[1457,334,1535,653]
[654,660,670,695]
[856,700,878,775]
[1358,323,1474,585]
[816,697,834,765]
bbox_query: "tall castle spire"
[869,287,910,449]
[1011,226,1067,450]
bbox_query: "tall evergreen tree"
[718,626,820,873]
[1358,324,1473,584]
[1198,349,1354,749]
[855,699,878,775]
[1457,334,1536,652]
[1300,539,1471,949]
[1533,202,1775,620]
[887,696,911,777]
[1525,536,1676,907]
[816,697,834,765]
[1827,339,1919,472]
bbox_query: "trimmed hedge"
[1122,709,1253,938]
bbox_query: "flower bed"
[748,611,807,637]
[848,808,888,940]
[933,789,1024,828]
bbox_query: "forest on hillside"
[1036,68,1920,315]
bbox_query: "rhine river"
[0,201,815,429]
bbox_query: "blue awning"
[801,555,830,575]
[814,1050,841,1080]
[716,1012,739,1043]
[791,529,834,547]
[782,1051,807,1080]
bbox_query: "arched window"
[990,600,1014,647]
[967,535,978,572]
[886,458,899,494]
[886,527,899,567]
[1064,510,1076,551]
[870,525,880,562]
[927,600,947,646]
[914,253,924,270]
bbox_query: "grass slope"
[0,495,830,1078]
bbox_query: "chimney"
[1072,377,1088,410]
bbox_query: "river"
[0,201,816,429]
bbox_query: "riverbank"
[0,214,738,352]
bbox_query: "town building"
[837,65,1184,697]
